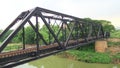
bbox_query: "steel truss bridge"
[0,7,109,68]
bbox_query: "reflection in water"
[113,66,117,68]
[14,63,37,68]
[15,56,120,68]
[69,63,74,68]
[41,65,44,68]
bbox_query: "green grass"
[3,43,22,52]
[67,50,111,64]
[58,42,115,64]
[110,30,120,38]
[31,30,120,64]
[63,43,112,64]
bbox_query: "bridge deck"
[0,39,84,58]
[0,38,98,67]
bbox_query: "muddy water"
[15,56,120,68]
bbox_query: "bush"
[25,26,36,44]
[76,43,95,52]
[88,52,111,63]
[68,50,111,64]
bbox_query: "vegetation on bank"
[68,50,111,64]
[58,28,120,64]
[110,30,120,38]
[57,19,120,64]
[57,40,120,64]
[58,44,112,64]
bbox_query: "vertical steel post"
[22,26,25,49]
[78,22,87,42]
[91,23,97,39]
[62,23,64,41]
[75,22,78,39]
[65,23,67,41]
[48,18,51,44]
[36,15,39,53]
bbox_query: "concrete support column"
[95,40,108,53]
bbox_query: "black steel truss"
[0,7,109,67]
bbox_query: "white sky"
[0,0,120,29]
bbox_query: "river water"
[14,56,120,68]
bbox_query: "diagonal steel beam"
[28,20,48,45]
[66,22,75,39]
[37,12,64,49]
[78,21,88,42]
[56,23,63,39]
[55,17,65,39]
[97,24,102,37]
[0,11,29,39]
[0,15,20,39]
[0,8,37,53]
[64,23,76,47]
[87,23,93,38]
[91,23,98,39]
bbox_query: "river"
[14,56,120,68]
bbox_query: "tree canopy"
[83,18,115,32]
[0,18,115,44]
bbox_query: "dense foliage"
[68,50,111,64]
[66,43,112,64]
[84,18,115,32]
[0,30,13,42]
[110,30,120,38]
[12,26,36,44]
[0,18,115,44]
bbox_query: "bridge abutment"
[95,40,108,53]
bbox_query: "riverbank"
[57,38,120,64]
[15,56,120,68]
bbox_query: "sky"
[0,0,120,29]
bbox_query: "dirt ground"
[107,38,120,54]
[107,46,120,54]
[107,38,120,42]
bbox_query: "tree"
[12,30,22,43]
[25,26,36,44]
[84,18,115,32]
[12,26,36,44]
[0,30,13,42]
